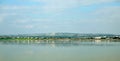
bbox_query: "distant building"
[94,37,101,39]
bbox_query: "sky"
[0,0,120,35]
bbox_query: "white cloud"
[0,20,2,22]
[24,25,34,29]
[0,14,8,23]
[0,5,39,10]
[0,5,41,14]
[15,18,53,24]
[0,0,119,14]
[0,0,119,23]
[15,20,29,23]
[32,0,117,5]
[78,0,117,5]
[41,0,78,13]
[93,6,120,23]
[0,18,3,23]
[29,0,118,13]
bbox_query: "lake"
[0,40,120,61]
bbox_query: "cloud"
[93,6,120,23]
[29,0,118,13]
[0,0,120,34]
[0,0,119,22]
[0,16,4,23]
[0,5,39,10]
[32,0,118,5]
[0,5,42,15]
[0,0,119,14]
[15,18,53,24]
[24,25,34,29]
[41,0,78,13]
[15,20,29,24]
[83,5,120,33]
[0,14,8,23]
[78,0,118,5]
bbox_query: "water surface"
[0,40,120,61]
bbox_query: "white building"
[95,37,101,39]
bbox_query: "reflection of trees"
[0,39,120,46]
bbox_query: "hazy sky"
[0,0,120,35]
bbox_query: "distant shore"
[0,37,120,41]
[0,33,120,41]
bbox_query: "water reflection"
[0,40,120,47]
[0,40,120,61]
[95,40,101,43]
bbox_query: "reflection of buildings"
[95,40,101,43]
[0,39,119,47]
[51,41,55,47]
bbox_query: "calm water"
[0,40,120,61]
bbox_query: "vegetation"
[0,33,120,41]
